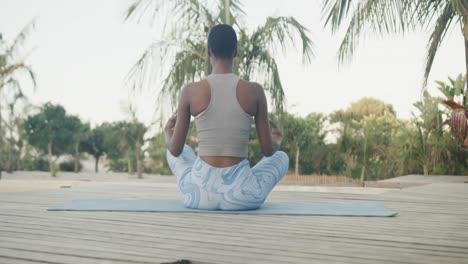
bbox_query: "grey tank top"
[194,73,253,158]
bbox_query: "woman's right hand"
[164,112,177,146]
[269,120,283,150]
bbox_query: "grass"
[280,174,362,186]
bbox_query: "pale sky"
[0,0,465,127]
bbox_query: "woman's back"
[194,73,252,159]
[186,74,261,167]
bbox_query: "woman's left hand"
[164,112,177,143]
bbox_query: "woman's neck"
[211,59,233,74]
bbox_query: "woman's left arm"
[165,86,191,156]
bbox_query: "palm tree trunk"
[360,141,367,182]
[47,141,54,177]
[94,155,99,173]
[6,140,13,173]
[464,17,468,96]
[17,145,22,171]
[224,0,231,24]
[0,100,3,179]
[74,143,79,173]
[345,155,352,178]
[136,139,142,179]
[126,149,133,174]
[360,165,366,182]
[295,144,300,177]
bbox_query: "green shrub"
[22,156,49,171]
[59,159,82,172]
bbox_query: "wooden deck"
[0,175,467,264]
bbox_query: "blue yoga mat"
[48,199,397,217]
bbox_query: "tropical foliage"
[23,103,78,176]
[6,75,466,179]
[81,125,106,172]
[438,74,468,146]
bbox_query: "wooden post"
[47,142,53,177]
[295,144,300,178]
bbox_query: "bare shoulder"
[181,80,204,92]
[238,79,263,96]
[181,80,209,97]
[182,80,211,116]
[236,79,264,116]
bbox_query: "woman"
[165,24,289,210]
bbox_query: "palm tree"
[0,21,36,178]
[125,0,314,114]
[322,1,468,90]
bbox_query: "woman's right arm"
[254,84,281,157]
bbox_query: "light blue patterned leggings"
[167,145,289,210]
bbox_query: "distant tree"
[147,125,195,175]
[412,92,445,175]
[146,132,171,175]
[353,113,400,181]
[329,110,358,178]
[66,115,89,173]
[330,98,398,180]
[274,112,326,176]
[100,121,136,173]
[126,120,147,178]
[81,125,106,172]
[388,121,421,176]
[23,103,75,176]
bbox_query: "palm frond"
[4,18,36,58]
[253,49,285,112]
[126,37,207,94]
[215,0,245,25]
[253,16,314,63]
[410,0,445,26]
[322,0,353,32]
[174,0,216,27]
[126,0,216,28]
[329,0,410,63]
[0,63,36,89]
[125,0,143,20]
[450,0,468,17]
[423,3,456,89]
[125,0,165,23]
[159,45,207,106]
[125,41,166,93]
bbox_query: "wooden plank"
[0,256,43,264]
[0,247,151,264]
